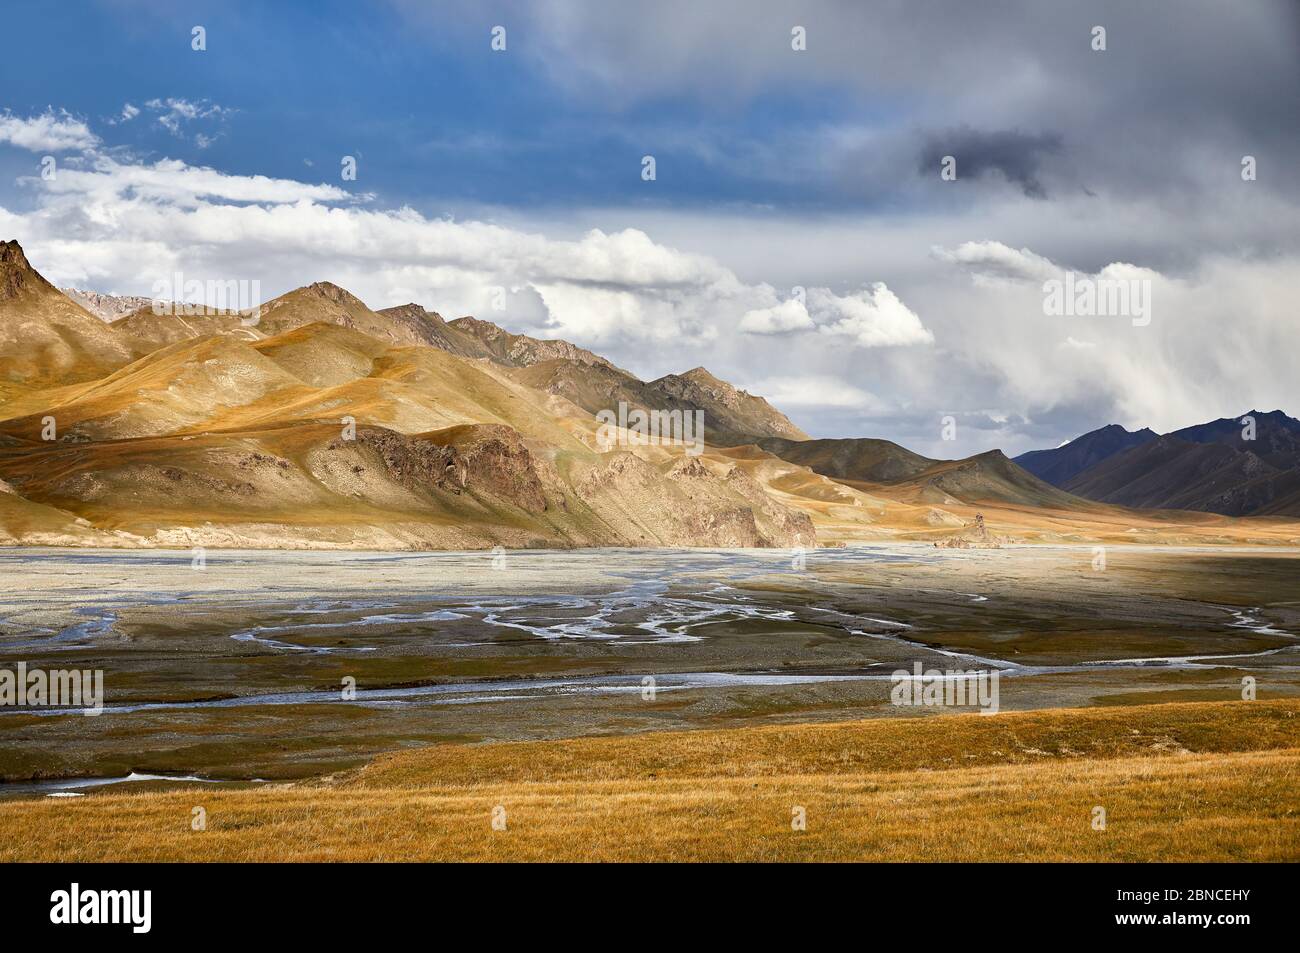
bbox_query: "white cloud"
[32,155,350,205]
[933,240,1058,283]
[141,98,232,145]
[743,376,886,410]
[0,110,99,153]
[0,152,790,351]
[2,107,1295,456]
[740,284,932,347]
[739,298,815,334]
[812,284,934,347]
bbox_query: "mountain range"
[1014,412,1300,517]
[2,239,1297,549]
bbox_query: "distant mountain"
[1034,410,1300,517]
[758,436,1093,510]
[757,436,933,483]
[60,288,157,322]
[903,450,1094,509]
[1169,410,1300,469]
[1014,424,1157,486]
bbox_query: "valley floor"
[0,700,1295,862]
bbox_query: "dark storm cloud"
[918,128,1064,198]
[388,0,1300,213]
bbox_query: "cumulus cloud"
[2,91,1295,458]
[0,109,99,152]
[812,285,933,347]
[3,147,866,356]
[741,285,932,347]
[739,298,815,335]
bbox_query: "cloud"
[107,103,140,125]
[739,298,815,335]
[31,155,351,205]
[143,98,233,145]
[742,376,885,411]
[2,77,1295,459]
[933,240,1059,283]
[1,149,834,353]
[812,285,933,347]
[0,110,99,152]
[936,240,1163,296]
[918,128,1062,198]
[390,1,1300,215]
[741,285,932,347]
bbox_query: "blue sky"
[1,0,880,215]
[1,1,1297,456]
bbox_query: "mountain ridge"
[3,240,1296,546]
[1018,411,1300,517]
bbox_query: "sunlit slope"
[0,241,136,386]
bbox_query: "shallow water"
[1,545,1296,793]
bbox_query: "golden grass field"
[2,699,1296,862]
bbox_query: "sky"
[1,0,1297,457]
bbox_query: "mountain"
[1064,429,1300,517]
[757,436,934,483]
[0,241,821,549]
[376,304,495,359]
[3,240,1295,548]
[255,282,448,346]
[757,436,1094,510]
[647,367,808,442]
[1026,410,1300,517]
[509,360,806,446]
[448,315,625,372]
[1014,424,1157,486]
[0,240,136,386]
[60,288,157,322]
[1170,410,1300,469]
[897,450,1094,509]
